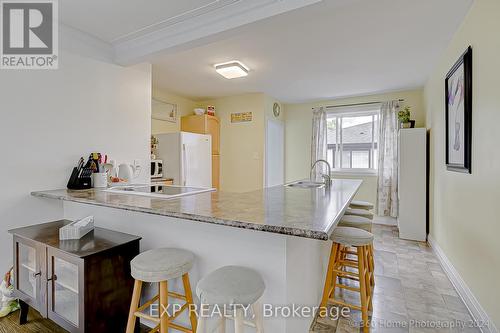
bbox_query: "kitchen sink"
[104,185,215,199]
[286,180,325,188]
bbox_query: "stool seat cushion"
[339,215,372,232]
[349,200,374,210]
[331,226,374,246]
[131,248,195,283]
[345,208,374,220]
[196,266,265,306]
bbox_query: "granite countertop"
[31,179,362,241]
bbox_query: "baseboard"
[428,235,498,333]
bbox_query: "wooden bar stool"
[126,248,198,333]
[196,266,265,333]
[320,227,374,333]
[338,215,375,289]
[349,200,374,210]
[345,208,374,220]
[339,215,372,232]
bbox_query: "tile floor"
[310,224,481,333]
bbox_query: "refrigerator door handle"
[182,144,187,186]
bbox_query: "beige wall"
[424,0,500,328]
[201,93,268,193]
[153,91,282,193]
[284,89,425,203]
[151,89,197,134]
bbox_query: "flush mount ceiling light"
[214,61,249,79]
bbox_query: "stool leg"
[368,245,375,289]
[234,308,245,333]
[219,315,226,333]
[364,246,373,312]
[126,280,143,333]
[320,242,339,311]
[357,246,369,333]
[182,273,198,332]
[160,281,169,333]
[197,314,207,333]
[252,301,264,333]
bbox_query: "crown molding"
[112,0,322,65]
[111,0,241,44]
[60,24,114,63]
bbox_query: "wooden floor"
[0,309,66,333]
[0,308,150,333]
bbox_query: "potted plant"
[398,106,412,128]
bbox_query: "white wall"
[0,28,152,273]
[284,89,425,204]
[424,0,500,328]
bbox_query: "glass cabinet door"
[48,249,82,330]
[17,242,37,299]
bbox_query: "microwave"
[151,159,163,178]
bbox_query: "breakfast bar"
[31,179,362,333]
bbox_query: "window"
[326,107,380,172]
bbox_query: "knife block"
[67,167,92,190]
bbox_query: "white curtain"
[377,101,400,217]
[311,107,328,181]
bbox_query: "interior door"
[265,119,285,187]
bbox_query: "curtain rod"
[312,98,405,110]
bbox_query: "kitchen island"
[31,179,362,333]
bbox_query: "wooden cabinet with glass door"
[181,114,221,188]
[9,220,141,333]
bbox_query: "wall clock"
[273,102,281,117]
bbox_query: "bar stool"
[345,208,374,220]
[339,215,372,232]
[126,248,198,333]
[349,200,374,210]
[338,215,375,289]
[320,227,374,333]
[196,266,265,333]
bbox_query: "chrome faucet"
[310,159,332,188]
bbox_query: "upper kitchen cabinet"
[181,114,220,155]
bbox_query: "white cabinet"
[397,128,427,241]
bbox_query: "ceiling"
[59,0,473,103]
[60,0,229,43]
[148,0,473,103]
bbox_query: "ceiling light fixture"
[214,61,249,79]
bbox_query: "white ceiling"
[60,0,224,43]
[59,0,473,103]
[60,0,322,64]
[149,0,473,103]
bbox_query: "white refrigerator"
[397,128,427,241]
[156,132,212,188]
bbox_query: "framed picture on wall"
[445,46,472,173]
[152,98,177,123]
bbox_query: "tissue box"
[59,216,95,240]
